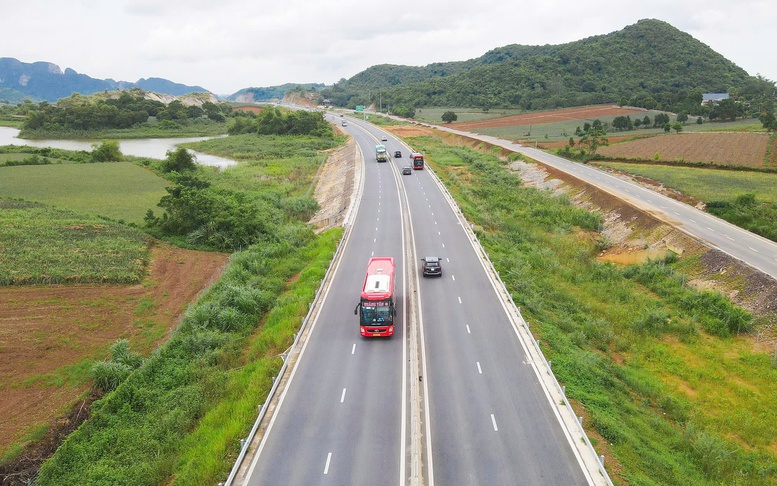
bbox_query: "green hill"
[322,19,773,113]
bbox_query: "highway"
[243,118,408,485]
[240,114,599,485]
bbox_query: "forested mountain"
[0,57,209,103]
[321,19,775,113]
[227,83,327,103]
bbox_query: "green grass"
[0,161,168,224]
[409,135,777,485]
[593,162,777,204]
[0,199,150,285]
[182,133,339,199]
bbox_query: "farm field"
[449,104,647,130]
[452,106,665,143]
[414,107,526,124]
[0,242,228,461]
[597,132,774,167]
[0,162,169,224]
[594,162,777,205]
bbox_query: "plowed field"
[450,105,647,130]
[0,243,228,456]
[597,132,771,167]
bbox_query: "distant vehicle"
[402,166,412,175]
[411,152,425,170]
[381,136,388,141]
[354,257,396,337]
[342,121,347,127]
[340,113,344,117]
[375,144,388,162]
[422,256,442,277]
[394,150,402,158]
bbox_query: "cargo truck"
[375,144,388,162]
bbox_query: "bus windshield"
[360,301,393,324]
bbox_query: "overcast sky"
[3,0,775,96]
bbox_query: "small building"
[701,93,729,105]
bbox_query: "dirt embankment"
[308,136,359,232]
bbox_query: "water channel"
[0,126,236,168]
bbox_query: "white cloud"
[2,0,775,95]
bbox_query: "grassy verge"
[0,199,150,285]
[410,135,777,485]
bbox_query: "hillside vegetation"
[322,19,775,116]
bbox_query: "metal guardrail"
[424,164,614,485]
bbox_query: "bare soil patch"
[0,243,228,462]
[597,132,771,167]
[450,105,647,131]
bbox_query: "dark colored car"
[422,256,442,277]
[402,166,412,175]
[394,150,402,158]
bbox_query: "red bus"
[411,152,424,170]
[354,257,396,337]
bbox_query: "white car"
[381,136,388,141]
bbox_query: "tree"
[654,113,670,127]
[759,111,777,131]
[672,123,683,134]
[577,118,608,156]
[441,111,458,123]
[676,112,688,124]
[91,140,122,162]
[161,147,196,173]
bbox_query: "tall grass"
[411,135,777,485]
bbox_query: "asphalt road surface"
[241,115,597,485]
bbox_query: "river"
[0,126,236,168]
